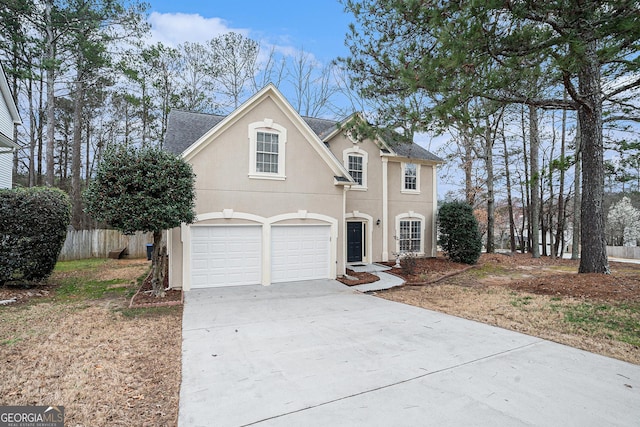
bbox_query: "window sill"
[349,185,368,191]
[401,189,421,194]
[248,173,286,181]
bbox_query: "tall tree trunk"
[520,106,531,252]
[554,102,567,258]
[462,126,475,205]
[572,121,581,260]
[151,230,166,297]
[577,41,608,274]
[529,106,540,258]
[485,119,495,253]
[71,72,84,229]
[28,76,36,187]
[502,123,516,252]
[45,0,56,187]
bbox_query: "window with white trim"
[404,163,417,189]
[249,120,286,180]
[399,219,421,252]
[348,154,363,185]
[256,132,279,173]
[402,162,420,193]
[343,147,368,189]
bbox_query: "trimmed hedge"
[0,187,72,284]
[438,200,482,265]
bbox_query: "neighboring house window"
[256,132,279,173]
[343,147,368,189]
[399,219,421,252]
[249,120,286,180]
[348,155,363,185]
[402,162,420,193]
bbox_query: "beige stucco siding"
[169,96,345,288]
[387,161,437,257]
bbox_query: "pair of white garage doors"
[190,225,331,288]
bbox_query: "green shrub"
[0,187,71,284]
[438,200,482,264]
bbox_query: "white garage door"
[191,226,261,288]
[271,225,330,283]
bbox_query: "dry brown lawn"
[1,253,639,427]
[379,253,640,365]
[0,259,181,426]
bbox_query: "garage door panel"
[191,226,261,288]
[271,225,330,283]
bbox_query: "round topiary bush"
[0,187,72,284]
[438,200,482,265]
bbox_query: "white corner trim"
[382,157,389,261]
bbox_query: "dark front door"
[347,222,363,263]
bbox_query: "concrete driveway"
[179,280,640,427]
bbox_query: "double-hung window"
[399,219,421,252]
[402,162,420,193]
[404,163,417,190]
[249,120,286,180]
[256,132,279,173]
[348,155,364,185]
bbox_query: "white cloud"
[148,12,250,46]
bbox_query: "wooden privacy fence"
[607,246,640,259]
[58,229,153,261]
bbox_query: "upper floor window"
[249,120,286,180]
[256,132,279,173]
[343,147,368,189]
[348,155,363,185]
[402,162,420,193]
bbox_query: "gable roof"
[166,84,354,182]
[378,130,444,163]
[321,114,443,163]
[166,107,443,164]
[164,110,224,155]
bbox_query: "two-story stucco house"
[164,84,442,290]
[0,63,21,189]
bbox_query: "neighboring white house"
[0,62,22,189]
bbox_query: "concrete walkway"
[179,280,640,427]
[348,262,405,292]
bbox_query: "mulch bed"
[509,272,640,302]
[129,269,183,308]
[381,257,471,284]
[338,269,381,286]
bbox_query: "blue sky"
[146,1,353,64]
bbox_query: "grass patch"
[467,263,508,278]
[46,258,149,303]
[54,278,129,301]
[1,337,23,346]
[116,305,181,319]
[511,295,533,307]
[53,258,109,274]
[562,302,640,346]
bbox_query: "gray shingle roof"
[163,109,443,163]
[164,110,224,155]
